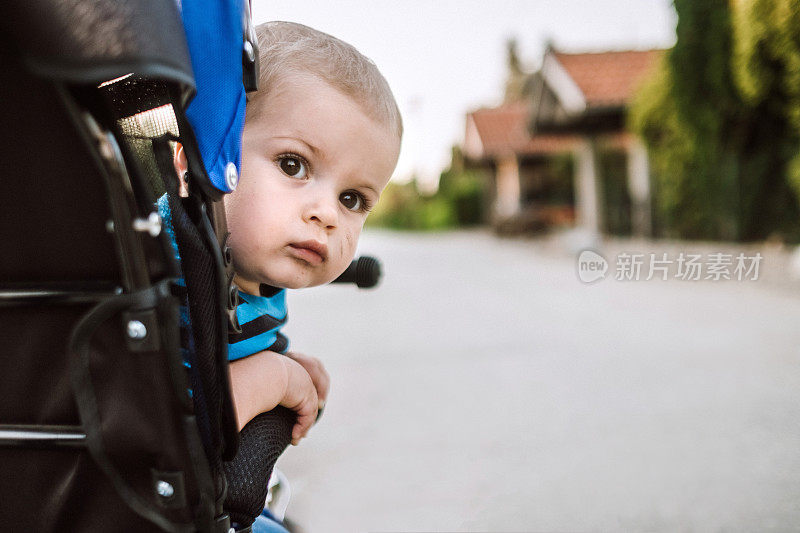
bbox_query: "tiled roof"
[553,49,663,107]
[467,103,577,158]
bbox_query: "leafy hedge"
[366,168,487,231]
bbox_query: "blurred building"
[463,42,663,237]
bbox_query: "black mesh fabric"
[155,141,227,502]
[223,407,295,527]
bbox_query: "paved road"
[278,229,800,532]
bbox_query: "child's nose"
[304,195,338,229]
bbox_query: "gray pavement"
[278,229,800,533]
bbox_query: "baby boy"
[174,21,402,444]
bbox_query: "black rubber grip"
[331,255,382,288]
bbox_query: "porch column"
[627,137,652,237]
[495,153,521,219]
[574,138,600,235]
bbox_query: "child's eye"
[339,191,370,212]
[277,155,308,179]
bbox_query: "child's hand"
[280,355,320,445]
[285,351,330,412]
[229,350,319,445]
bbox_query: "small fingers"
[288,352,330,402]
[314,398,327,424]
[290,390,319,445]
[291,407,317,445]
[307,358,330,403]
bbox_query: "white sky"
[252,0,677,187]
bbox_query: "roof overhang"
[463,113,486,160]
[540,49,586,115]
[534,105,626,135]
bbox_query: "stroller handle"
[331,255,382,288]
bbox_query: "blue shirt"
[228,288,289,360]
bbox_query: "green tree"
[731,0,800,198]
[436,147,487,226]
[630,0,800,242]
[629,60,698,237]
[366,178,459,231]
[367,146,488,231]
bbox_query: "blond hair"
[249,21,403,140]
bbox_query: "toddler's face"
[225,73,399,293]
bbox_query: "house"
[464,42,663,236]
[532,46,663,237]
[464,101,578,231]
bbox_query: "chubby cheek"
[224,192,247,234]
[225,197,268,266]
[337,229,358,269]
[324,229,353,280]
[225,209,250,258]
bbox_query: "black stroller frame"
[0,0,288,531]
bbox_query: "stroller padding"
[0,0,194,90]
[0,1,232,530]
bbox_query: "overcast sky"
[252,0,678,187]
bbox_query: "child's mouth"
[288,241,327,265]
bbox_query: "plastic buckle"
[227,277,242,334]
[214,513,233,533]
[242,0,259,93]
[222,235,242,334]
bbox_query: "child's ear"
[172,142,190,197]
